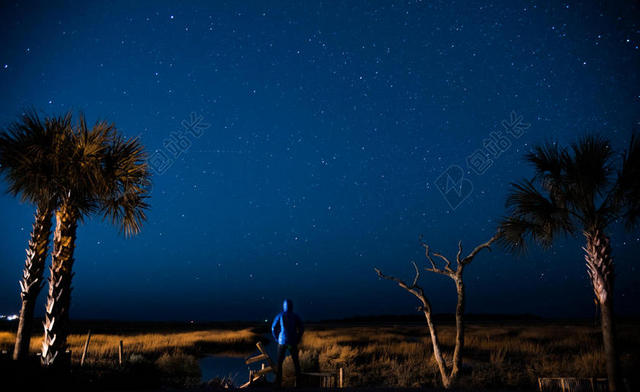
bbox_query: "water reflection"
[200,335,277,384]
[199,354,248,383]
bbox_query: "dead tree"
[374,232,500,388]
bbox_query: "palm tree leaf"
[500,179,574,252]
[564,135,614,217]
[0,110,72,206]
[97,133,151,237]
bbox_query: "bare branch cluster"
[374,231,500,388]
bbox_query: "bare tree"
[375,232,500,388]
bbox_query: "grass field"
[0,328,257,363]
[283,321,640,389]
[0,326,259,388]
[1,320,639,390]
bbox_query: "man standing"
[271,298,304,387]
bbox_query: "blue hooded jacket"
[271,299,304,345]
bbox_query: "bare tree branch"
[432,251,454,273]
[422,243,438,270]
[374,266,431,313]
[422,242,454,276]
[410,261,420,287]
[455,241,463,266]
[375,230,502,389]
[460,232,501,265]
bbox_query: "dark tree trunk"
[41,202,77,367]
[13,203,54,360]
[600,296,618,392]
[584,230,619,392]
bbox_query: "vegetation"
[0,111,72,360]
[375,234,499,388]
[2,110,638,391]
[284,322,640,389]
[0,327,258,389]
[0,111,151,366]
[1,322,638,389]
[0,328,257,364]
[499,134,640,392]
[42,115,150,366]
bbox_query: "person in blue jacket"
[271,298,304,386]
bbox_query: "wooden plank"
[240,341,277,388]
[80,330,92,366]
[245,353,268,365]
[118,340,123,365]
[254,366,273,377]
[255,342,275,368]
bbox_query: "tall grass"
[2,323,638,389]
[282,322,639,389]
[0,328,257,365]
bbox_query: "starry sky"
[0,1,639,322]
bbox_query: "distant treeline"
[314,313,640,324]
[2,313,639,335]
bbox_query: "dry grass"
[0,328,257,365]
[281,322,640,389]
[2,322,638,389]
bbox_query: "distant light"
[6,314,18,321]
[264,319,268,323]
[170,15,174,20]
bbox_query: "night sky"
[1,1,639,322]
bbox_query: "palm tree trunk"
[600,296,618,392]
[584,229,619,392]
[451,270,465,379]
[41,202,77,367]
[13,203,54,360]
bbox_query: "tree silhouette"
[499,134,640,392]
[0,111,71,360]
[37,114,151,366]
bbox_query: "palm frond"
[0,110,72,206]
[2,109,152,237]
[500,178,574,253]
[525,141,572,203]
[566,135,614,209]
[98,133,151,237]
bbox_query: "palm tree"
[40,115,150,366]
[0,111,72,360]
[499,134,639,392]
